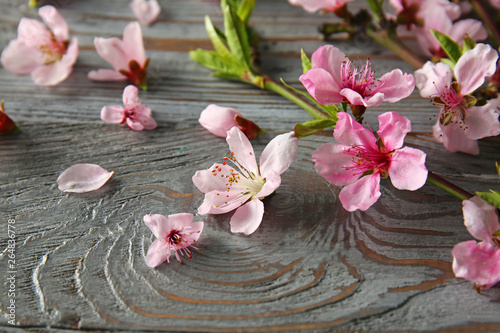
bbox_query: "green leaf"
[366,0,384,22]
[204,15,232,59]
[189,49,244,76]
[496,162,500,181]
[431,29,462,63]
[301,48,312,74]
[223,4,251,68]
[294,119,336,138]
[280,78,339,120]
[475,190,500,210]
[212,71,246,81]
[237,0,256,24]
[462,34,476,53]
[440,58,455,71]
[493,229,500,237]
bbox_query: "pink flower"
[144,213,204,267]
[199,104,262,139]
[415,44,500,155]
[452,196,500,290]
[1,5,78,86]
[101,85,157,131]
[300,45,415,116]
[129,0,161,26]
[389,0,461,26]
[288,0,354,14]
[88,22,149,90]
[192,127,298,235]
[312,112,428,212]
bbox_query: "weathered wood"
[1,0,500,332]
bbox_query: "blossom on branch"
[101,85,157,131]
[312,112,428,212]
[199,104,262,139]
[452,196,500,291]
[88,22,149,90]
[300,45,415,120]
[129,0,161,26]
[192,127,298,235]
[144,213,204,267]
[1,5,78,86]
[415,43,500,155]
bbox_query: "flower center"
[39,34,68,65]
[432,83,476,127]
[165,227,197,264]
[344,143,392,178]
[340,59,379,98]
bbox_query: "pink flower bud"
[199,104,262,139]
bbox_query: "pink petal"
[123,85,140,106]
[255,170,281,198]
[143,213,169,239]
[93,36,129,71]
[389,147,428,191]
[182,221,204,243]
[192,163,239,193]
[452,240,500,288]
[145,239,170,267]
[57,163,114,193]
[199,104,240,138]
[375,69,415,103]
[311,45,347,84]
[88,69,128,81]
[38,5,69,41]
[463,196,500,243]
[31,37,78,86]
[299,68,343,105]
[340,88,380,107]
[130,0,161,26]
[449,19,487,48]
[463,100,500,140]
[101,105,125,124]
[123,21,146,66]
[288,0,351,12]
[18,17,50,48]
[130,111,157,130]
[1,39,42,74]
[339,173,381,212]
[226,127,259,175]
[312,142,360,186]
[433,121,479,155]
[415,61,453,98]
[377,112,412,151]
[333,112,377,148]
[167,212,196,230]
[197,191,250,215]
[259,131,298,177]
[455,43,498,95]
[126,117,145,131]
[229,199,265,235]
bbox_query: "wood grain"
[1,0,500,332]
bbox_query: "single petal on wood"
[57,163,114,193]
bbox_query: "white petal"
[57,164,114,193]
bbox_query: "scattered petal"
[57,164,114,193]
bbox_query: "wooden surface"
[1,0,500,332]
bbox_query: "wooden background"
[1,0,500,331]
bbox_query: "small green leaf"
[189,49,244,76]
[462,34,475,53]
[294,119,336,138]
[301,48,312,74]
[431,29,462,63]
[475,190,500,210]
[496,162,500,180]
[223,4,251,69]
[493,229,500,237]
[237,0,256,24]
[205,15,232,59]
[280,78,339,120]
[366,0,384,22]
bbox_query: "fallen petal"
[57,163,114,193]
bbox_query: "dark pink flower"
[452,196,500,290]
[88,22,149,89]
[101,85,157,131]
[144,213,204,267]
[312,112,427,211]
[1,5,78,86]
[300,45,415,110]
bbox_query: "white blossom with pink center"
[1,5,78,86]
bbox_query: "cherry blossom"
[57,164,114,193]
[300,45,415,119]
[452,196,500,291]
[129,0,161,26]
[199,104,262,139]
[1,5,78,86]
[144,213,204,267]
[288,0,354,14]
[192,127,298,235]
[88,22,149,90]
[312,112,427,212]
[415,44,500,155]
[389,0,461,26]
[101,85,157,131]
